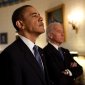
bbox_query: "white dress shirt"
[19,35,35,55]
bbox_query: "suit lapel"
[47,43,64,62]
[16,38,46,85]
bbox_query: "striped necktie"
[33,45,44,71]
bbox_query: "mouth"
[39,22,44,27]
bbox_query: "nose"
[39,15,43,21]
[61,32,64,37]
[61,31,64,36]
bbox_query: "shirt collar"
[49,42,58,50]
[19,35,35,54]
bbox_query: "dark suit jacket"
[43,43,83,85]
[0,38,50,85]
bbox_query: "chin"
[37,30,45,35]
[40,30,45,33]
[40,28,45,32]
[60,41,64,43]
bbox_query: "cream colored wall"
[0,0,85,55]
[62,0,85,56]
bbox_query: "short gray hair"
[46,22,62,41]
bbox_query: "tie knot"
[33,45,39,57]
[58,47,61,51]
[58,47,64,60]
[33,45,38,52]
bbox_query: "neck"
[50,41,61,46]
[19,32,39,43]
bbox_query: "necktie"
[33,45,44,71]
[58,47,64,60]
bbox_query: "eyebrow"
[31,12,40,16]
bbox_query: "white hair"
[46,22,62,41]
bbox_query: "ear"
[49,33,53,39]
[16,20,24,30]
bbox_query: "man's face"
[22,7,45,35]
[52,24,65,44]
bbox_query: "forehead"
[53,24,63,32]
[24,6,39,15]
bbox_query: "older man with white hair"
[43,22,83,85]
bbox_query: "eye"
[32,13,39,17]
[33,14,37,17]
[58,30,64,34]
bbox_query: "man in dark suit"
[43,22,83,85]
[0,5,50,85]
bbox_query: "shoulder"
[0,38,24,62]
[0,38,22,55]
[43,43,54,50]
[61,47,69,52]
